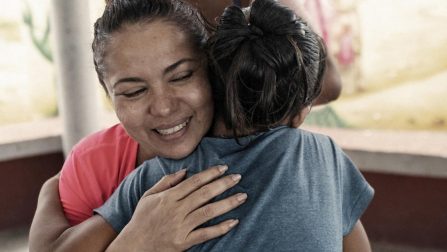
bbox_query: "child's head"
[208,0,326,136]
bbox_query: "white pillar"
[50,0,101,155]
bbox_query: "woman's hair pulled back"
[93,0,209,91]
[208,0,326,136]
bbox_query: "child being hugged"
[95,0,374,251]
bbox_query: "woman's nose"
[149,88,177,117]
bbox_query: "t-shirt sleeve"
[94,165,147,233]
[59,149,96,225]
[331,140,374,236]
[58,125,138,226]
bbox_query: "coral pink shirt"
[59,124,138,225]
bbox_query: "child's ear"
[291,105,312,128]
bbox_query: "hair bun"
[207,0,326,136]
[249,0,304,37]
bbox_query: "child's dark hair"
[93,0,210,93]
[208,0,327,137]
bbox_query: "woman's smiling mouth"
[154,118,190,136]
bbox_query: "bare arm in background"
[314,56,342,105]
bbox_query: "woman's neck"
[136,146,156,166]
[211,114,299,138]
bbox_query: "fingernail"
[231,174,241,182]
[229,219,239,228]
[218,165,228,173]
[236,193,247,202]
[175,168,187,175]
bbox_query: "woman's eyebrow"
[164,58,198,75]
[113,77,145,88]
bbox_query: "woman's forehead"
[112,20,187,45]
[104,21,203,80]
[108,21,199,63]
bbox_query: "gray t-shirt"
[95,126,374,251]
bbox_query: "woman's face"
[103,20,214,160]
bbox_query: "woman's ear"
[291,105,311,128]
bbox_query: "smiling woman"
[102,21,213,161]
[29,0,247,251]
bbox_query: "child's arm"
[343,220,372,252]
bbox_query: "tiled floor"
[0,226,444,252]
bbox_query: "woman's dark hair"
[208,0,327,137]
[93,0,210,92]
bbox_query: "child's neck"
[211,117,292,138]
[211,106,309,138]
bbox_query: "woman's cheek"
[115,102,137,127]
[197,79,213,107]
[115,108,130,127]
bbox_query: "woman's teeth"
[156,120,188,135]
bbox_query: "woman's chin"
[160,145,196,160]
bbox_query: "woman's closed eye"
[170,70,193,82]
[119,88,147,98]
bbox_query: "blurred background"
[1,0,446,130]
[0,0,446,251]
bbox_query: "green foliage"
[22,2,53,62]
